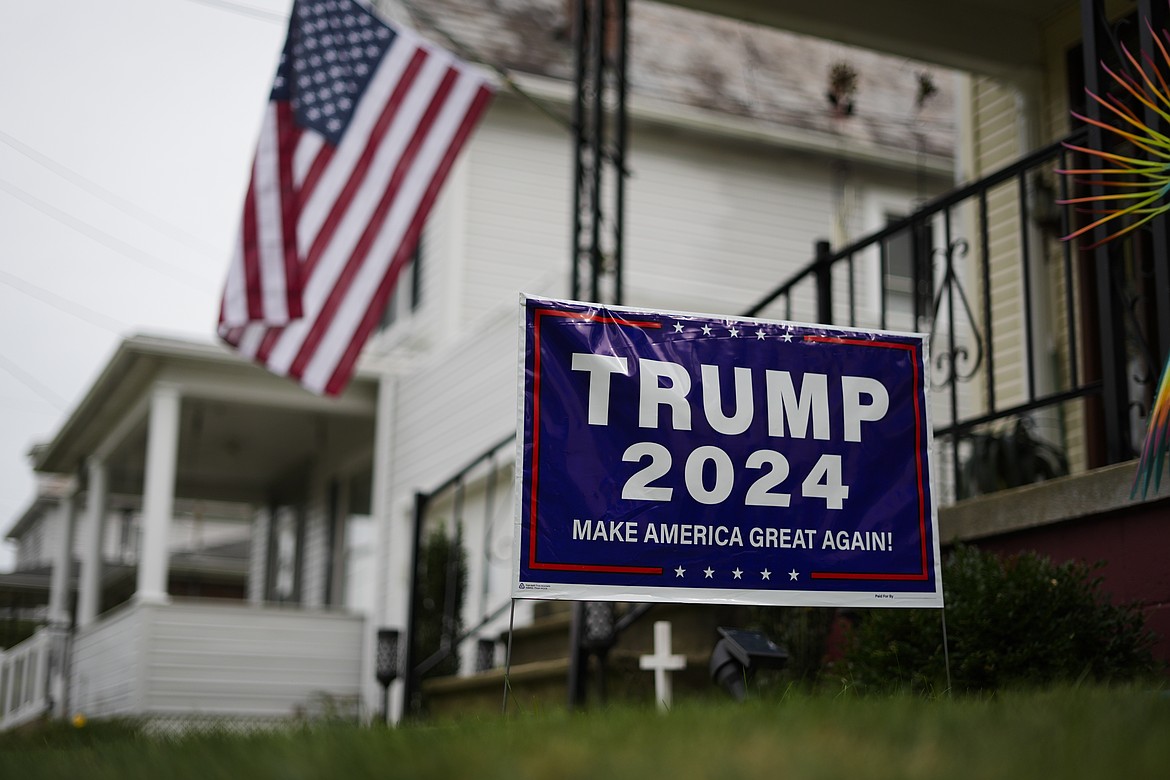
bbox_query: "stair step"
[531,599,573,620]
[422,658,570,718]
[497,611,572,666]
[420,651,725,719]
[424,603,759,717]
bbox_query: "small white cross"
[639,620,687,712]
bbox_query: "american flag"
[218,0,495,395]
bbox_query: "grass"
[2,686,1168,779]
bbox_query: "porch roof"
[661,0,1075,77]
[30,335,379,503]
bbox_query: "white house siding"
[70,602,364,721]
[458,99,943,332]
[142,602,363,717]
[623,130,835,317]
[461,99,574,328]
[70,604,146,718]
[965,76,1032,438]
[393,307,518,499]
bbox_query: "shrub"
[746,607,838,689]
[412,524,467,680]
[842,545,1158,693]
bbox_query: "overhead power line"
[0,129,222,257]
[0,178,214,292]
[0,353,69,412]
[0,268,129,335]
[180,0,288,23]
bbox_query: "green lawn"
[2,686,1167,779]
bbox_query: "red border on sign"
[527,308,664,574]
[803,335,931,582]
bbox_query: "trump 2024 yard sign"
[513,296,943,608]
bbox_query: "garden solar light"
[709,627,788,701]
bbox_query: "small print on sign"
[513,295,943,609]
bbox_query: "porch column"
[248,507,270,605]
[46,484,77,719]
[365,374,403,722]
[47,488,78,628]
[136,383,180,605]
[77,457,107,628]
[302,480,329,608]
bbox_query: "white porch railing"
[0,627,53,731]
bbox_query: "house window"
[379,240,423,332]
[884,215,934,326]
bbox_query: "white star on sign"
[782,332,794,342]
[675,566,686,578]
[701,324,712,336]
[704,567,714,578]
[789,569,799,581]
[761,569,772,580]
[732,568,743,579]
[756,329,766,340]
[729,327,740,338]
[673,322,684,333]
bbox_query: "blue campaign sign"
[513,296,943,608]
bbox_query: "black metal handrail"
[740,126,1167,503]
[401,433,515,718]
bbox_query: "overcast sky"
[0,0,292,567]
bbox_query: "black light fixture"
[582,601,617,650]
[709,626,788,701]
[375,628,401,724]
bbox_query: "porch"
[69,599,364,725]
[0,599,364,731]
[1,335,380,730]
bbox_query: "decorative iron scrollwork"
[929,237,984,391]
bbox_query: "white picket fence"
[0,627,52,730]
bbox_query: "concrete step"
[499,610,573,666]
[421,648,731,719]
[423,603,758,717]
[422,658,571,718]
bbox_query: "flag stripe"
[289,65,460,384]
[275,102,303,320]
[292,131,326,191]
[306,74,489,392]
[240,179,263,320]
[298,66,470,388]
[320,82,495,396]
[303,48,428,279]
[297,35,423,260]
[261,49,450,373]
[252,44,436,370]
[253,104,290,321]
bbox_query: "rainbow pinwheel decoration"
[1135,360,1170,498]
[1058,20,1170,498]
[1060,26,1170,248]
